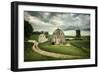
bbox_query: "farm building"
[51,28,65,45]
[38,33,48,43]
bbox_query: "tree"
[45,32,48,38]
[24,20,33,38]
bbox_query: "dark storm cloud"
[24,11,90,32]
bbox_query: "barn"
[51,28,65,45]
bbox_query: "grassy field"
[24,34,90,62]
[39,40,90,58]
[24,42,64,61]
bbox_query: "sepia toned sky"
[24,11,90,36]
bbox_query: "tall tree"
[24,20,33,38]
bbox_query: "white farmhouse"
[38,33,48,43]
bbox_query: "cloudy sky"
[24,11,90,36]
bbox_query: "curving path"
[32,45,82,59]
[27,40,82,59]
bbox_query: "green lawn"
[68,40,90,54]
[39,40,90,58]
[24,42,66,61]
[24,34,90,62]
[29,34,39,41]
